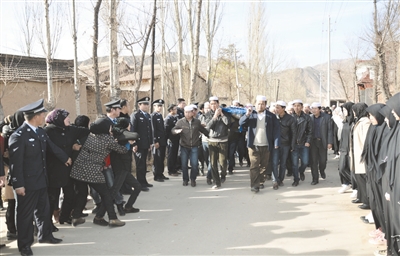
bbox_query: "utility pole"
[319,72,322,103]
[233,47,240,102]
[275,79,280,101]
[150,0,156,113]
[327,15,331,106]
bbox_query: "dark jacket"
[172,118,208,148]
[177,107,185,119]
[204,109,230,141]
[310,112,334,149]
[130,110,153,149]
[9,122,69,191]
[44,124,90,188]
[278,112,297,150]
[292,111,313,146]
[164,114,180,142]
[239,110,280,148]
[151,112,167,146]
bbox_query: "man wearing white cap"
[309,102,333,185]
[172,106,209,187]
[203,96,230,189]
[303,103,311,115]
[291,99,312,183]
[239,95,280,193]
[272,101,298,187]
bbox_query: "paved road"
[1,152,383,255]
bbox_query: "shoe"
[369,228,383,238]
[52,224,59,232]
[80,213,89,217]
[146,183,154,187]
[38,236,63,244]
[168,172,179,176]
[374,249,387,256]
[124,207,140,213]
[20,246,33,256]
[221,176,226,183]
[266,174,272,180]
[228,171,233,175]
[352,198,362,204]
[207,178,212,185]
[251,187,259,193]
[212,185,220,189]
[59,218,72,225]
[116,204,126,216]
[350,190,358,198]
[92,203,101,214]
[109,219,126,227]
[286,172,293,177]
[141,187,150,192]
[360,216,369,224]
[358,204,370,210]
[311,181,318,185]
[338,184,352,194]
[278,181,284,186]
[93,217,109,226]
[259,184,265,189]
[72,217,86,227]
[200,170,204,176]
[191,180,196,187]
[369,233,386,245]
[292,181,299,187]
[320,171,326,179]
[239,162,243,167]
[7,231,17,240]
[161,175,169,180]
[154,177,165,182]
[273,182,279,190]
[183,180,188,186]
[300,172,305,181]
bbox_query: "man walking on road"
[310,102,333,185]
[239,95,280,193]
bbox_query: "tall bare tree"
[109,0,120,100]
[93,0,103,115]
[44,0,54,109]
[15,1,37,56]
[188,0,202,102]
[173,0,184,98]
[70,0,80,115]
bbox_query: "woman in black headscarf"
[361,104,386,241]
[377,104,399,256]
[44,109,90,227]
[70,118,134,227]
[337,102,354,194]
[350,103,371,210]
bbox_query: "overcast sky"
[0,0,375,68]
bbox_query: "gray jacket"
[203,109,230,142]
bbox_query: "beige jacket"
[350,117,371,174]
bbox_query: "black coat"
[130,110,153,149]
[310,112,333,149]
[9,122,69,191]
[44,124,90,188]
[164,114,180,142]
[151,112,167,146]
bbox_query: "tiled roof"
[0,54,74,81]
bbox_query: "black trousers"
[16,187,52,250]
[310,138,328,181]
[89,183,117,220]
[153,145,166,179]
[6,199,17,234]
[48,178,75,222]
[355,173,368,204]
[167,139,180,173]
[71,180,89,219]
[134,148,149,186]
[111,170,141,208]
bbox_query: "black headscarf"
[46,109,69,128]
[341,102,354,124]
[387,92,400,117]
[74,115,90,128]
[10,111,25,130]
[352,103,368,122]
[90,118,112,135]
[379,105,397,129]
[366,103,385,126]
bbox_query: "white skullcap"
[232,100,239,104]
[304,103,310,107]
[311,102,322,108]
[245,103,253,108]
[270,102,276,107]
[292,99,303,104]
[209,96,219,101]
[256,95,267,101]
[190,104,198,109]
[184,106,194,111]
[204,102,210,107]
[276,100,287,107]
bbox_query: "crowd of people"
[0,92,399,256]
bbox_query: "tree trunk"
[109,0,120,100]
[72,0,80,115]
[93,0,103,115]
[337,70,350,101]
[189,0,202,103]
[44,0,54,109]
[174,0,184,98]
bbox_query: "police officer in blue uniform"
[130,97,153,191]
[151,99,169,182]
[8,99,71,256]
